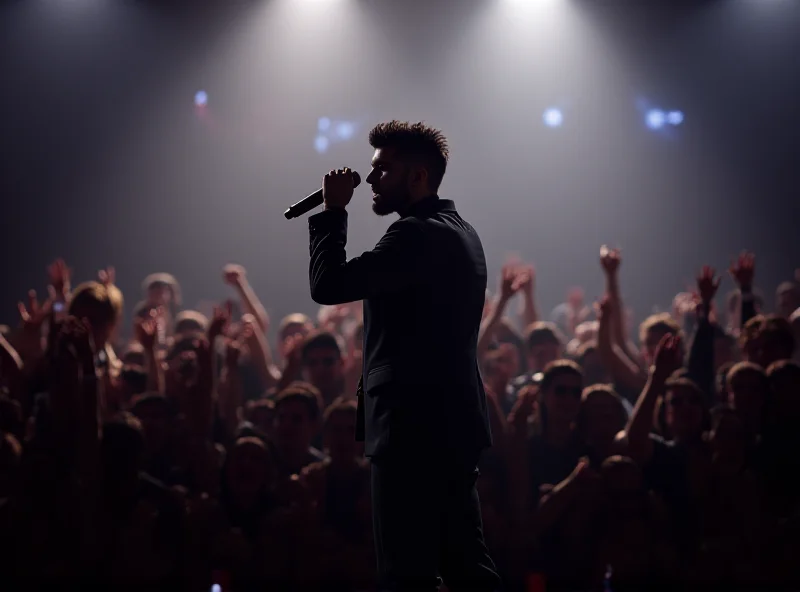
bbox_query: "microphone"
[284,171,362,219]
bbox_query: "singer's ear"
[408,165,429,189]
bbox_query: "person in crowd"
[300,398,374,590]
[550,287,592,339]
[4,244,800,591]
[482,343,522,416]
[142,272,182,312]
[272,384,327,478]
[776,280,800,319]
[300,331,347,407]
[576,341,613,387]
[525,360,585,508]
[724,361,768,450]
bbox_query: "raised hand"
[318,304,350,332]
[514,264,535,295]
[729,251,755,291]
[47,258,72,300]
[599,245,621,275]
[284,333,305,367]
[498,264,522,302]
[509,384,538,432]
[568,457,601,490]
[222,264,246,287]
[225,317,254,367]
[673,292,697,320]
[16,290,52,360]
[651,334,683,383]
[696,265,720,305]
[19,290,51,329]
[97,266,116,287]
[134,311,158,351]
[225,338,243,369]
[208,301,233,343]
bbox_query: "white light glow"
[542,108,563,128]
[646,109,666,130]
[335,121,354,140]
[314,135,329,154]
[667,110,684,125]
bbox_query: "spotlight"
[645,109,666,130]
[335,121,355,140]
[194,90,208,108]
[314,135,329,154]
[667,111,684,126]
[318,117,331,132]
[542,108,563,128]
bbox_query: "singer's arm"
[309,208,431,305]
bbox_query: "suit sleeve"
[308,208,431,305]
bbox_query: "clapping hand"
[498,263,529,302]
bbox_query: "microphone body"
[284,171,361,219]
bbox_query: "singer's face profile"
[366,147,418,217]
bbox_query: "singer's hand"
[323,168,355,210]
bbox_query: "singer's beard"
[371,190,408,217]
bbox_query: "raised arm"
[134,311,165,394]
[222,265,281,387]
[0,333,24,402]
[686,266,719,404]
[218,332,246,442]
[600,246,635,359]
[242,314,281,390]
[597,295,646,394]
[729,251,757,328]
[309,209,433,305]
[477,264,523,357]
[517,264,538,328]
[222,264,270,333]
[624,334,682,464]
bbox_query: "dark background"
[2,0,798,337]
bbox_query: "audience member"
[3,249,797,591]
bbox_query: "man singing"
[307,121,501,591]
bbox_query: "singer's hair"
[368,120,449,191]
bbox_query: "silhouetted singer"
[306,121,501,591]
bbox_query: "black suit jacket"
[308,196,492,461]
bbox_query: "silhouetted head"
[365,121,449,216]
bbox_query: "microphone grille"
[352,171,362,188]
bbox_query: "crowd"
[0,248,798,592]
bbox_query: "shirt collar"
[399,195,455,218]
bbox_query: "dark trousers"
[370,453,501,592]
